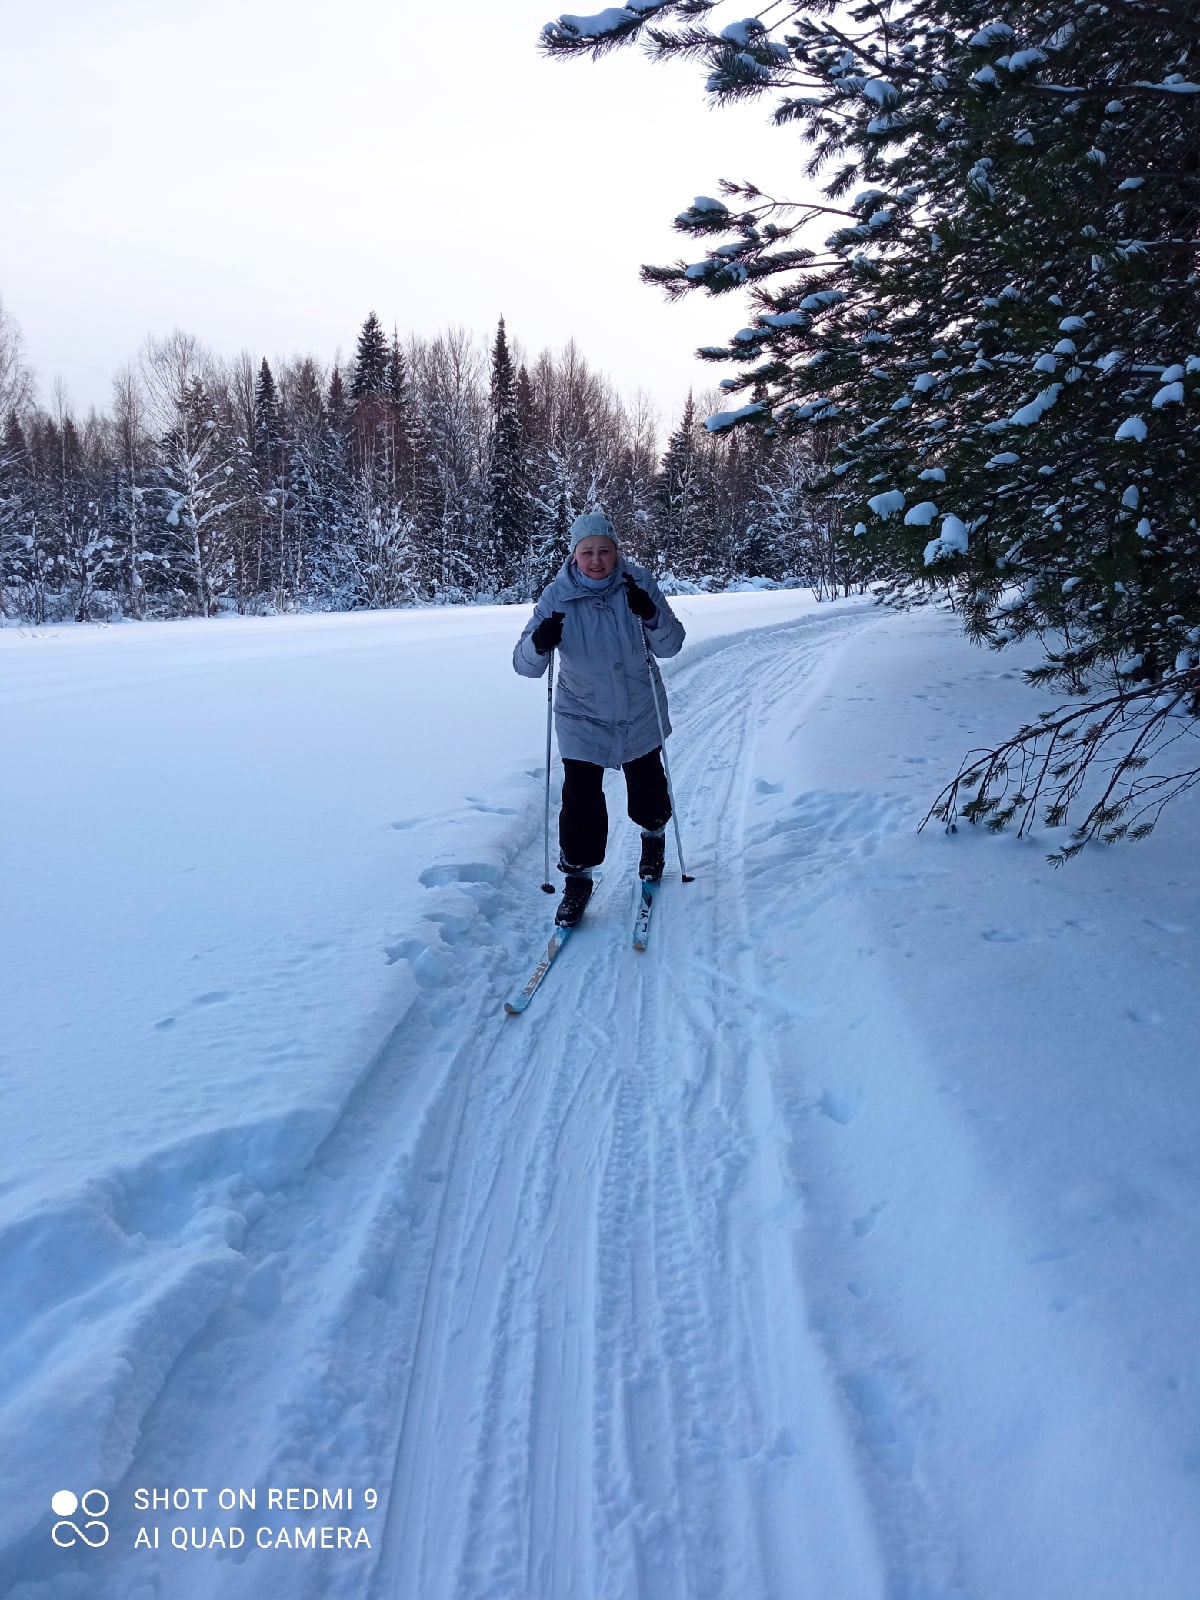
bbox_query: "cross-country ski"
[632,877,656,951]
[503,924,575,1015]
[504,872,603,1016]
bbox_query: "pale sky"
[0,0,811,428]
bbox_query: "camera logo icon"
[51,1490,110,1548]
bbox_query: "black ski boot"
[555,874,594,928]
[638,830,665,882]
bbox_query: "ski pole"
[542,649,556,893]
[641,626,694,883]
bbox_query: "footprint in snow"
[385,937,426,967]
[428,909,473,942]
[1144,917,1188,935]
[753,777,784,797]
[418,861,503,887]
[853,1200,888,1237]
[748,790,907,867]
[465,796,517,816]
[980,926,1037,944]
[385,938,451,990]
[819,1089,865,1126]
[154,989,233,1029]
[842,1369,917,1481]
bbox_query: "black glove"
[624,575,656,621]
[531,610,565,654]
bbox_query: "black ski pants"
[559,748,671,872]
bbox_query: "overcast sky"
[1,0,809,428]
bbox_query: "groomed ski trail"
[372,604,886,1600]
[67,606,886,1600]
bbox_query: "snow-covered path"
[363,608,883,1600]
[4,598,1199,1600]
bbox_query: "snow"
[923,512,969,564]
[903,501,939,526]
[4,599,1200,1600]
[705,401,764,432]
[1152,382,1184,408]
[867,489,905,519]
[861,79,899,108]
[719,19,764,46]
[968,22,1015,48]
[798,289,847,312]
[1115,415,1148,441]
[548,2,658,39]
[1009,382,1063,426]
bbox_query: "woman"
[513,512,686,926]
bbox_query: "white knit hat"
[570,511,617,549]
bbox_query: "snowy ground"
[3,594,1198,1600]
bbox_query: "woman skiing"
[513,512,685,927]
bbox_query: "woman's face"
[575,537,617,579]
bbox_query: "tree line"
[0,303,867,624]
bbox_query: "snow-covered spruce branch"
[920,668,1200,862]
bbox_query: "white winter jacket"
[513,557,685,767]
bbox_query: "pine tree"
[251,357,290,608]
[157,376,239,616]
[350,312,389,402]
[544,0,1200,845]
[653,394,715,583]
[0,411,51,622]
[488,317,530,595]
[53,402,110,622]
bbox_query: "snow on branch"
[921,668,1200,863]
[541,0,683,56]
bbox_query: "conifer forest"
[0,305,856,626]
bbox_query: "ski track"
[28,606,894,1600]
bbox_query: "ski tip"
[682,874,695,883]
